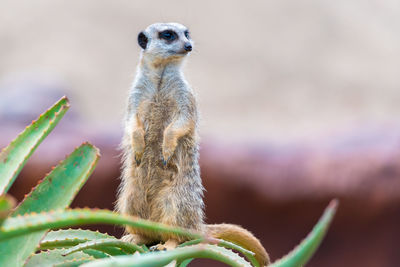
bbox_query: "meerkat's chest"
[140,92,176,130]
[136,75,185,131]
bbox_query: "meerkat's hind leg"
[150,239,179,251]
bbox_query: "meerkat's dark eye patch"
[159,30,177,41]
[138,31,148,49]
[184,30,190,39]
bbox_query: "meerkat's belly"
[135,94,178,177]
[142,95,176,154]
[132,95,177,220]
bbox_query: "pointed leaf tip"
[270,199,338,267]
[61,95,69,102]
[328,199,339,211]
[0,137,100,266]
[0,96,70,194]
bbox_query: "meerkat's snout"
[184,43,192,52]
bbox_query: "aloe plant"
[0,96,338,267]
[0,96,69,195]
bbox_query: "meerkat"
[116,22,269,266]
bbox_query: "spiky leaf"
[179,238,258,267]
[53,258,94,267]
[0,195,15,226]
[270,199,338,267]
[24,248,94,267]
[63,238,145,255]
[39,229,116,251]
[80,244,252,267]
[13,143,99,215]
[80,249,110,259]
[0,209,203,242]
[0,96,69,194]
[178,258,193,267]
[0,143,100,267]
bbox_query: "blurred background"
[1,1,400,266]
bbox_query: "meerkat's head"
[137,23,193,63]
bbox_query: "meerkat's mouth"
[168,50,189,55]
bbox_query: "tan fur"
[116,22,269,266]
[207,224,270,266]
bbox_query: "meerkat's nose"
[184,43,192,52]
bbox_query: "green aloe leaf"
[179,238,258,267]
[0,143,100,267]
[63,238,145,255]
[0,195,15,226]
[80,249,110,259]
[24,248,94,267]
[0,208,203,242]
[39,229,117,251]
[0,96,69,194]
[13,143,99,215]
[53,258,95,267]
[270,199,338,267]
[80,244,252,267]
[178,258,193,267]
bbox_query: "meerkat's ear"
[138,31,148,50]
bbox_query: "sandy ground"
[0,0,399,141]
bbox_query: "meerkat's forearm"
[130,113,145,164]
[162,114,195,164]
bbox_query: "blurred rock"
[201,124,400,204]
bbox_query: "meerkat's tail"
[206,224,270,266]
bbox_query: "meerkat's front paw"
[134,150,144,166]
[162,136,177,166]
[132,129,145,165]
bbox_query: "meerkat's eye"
[184,30,190,39]
[159,30,177,41]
